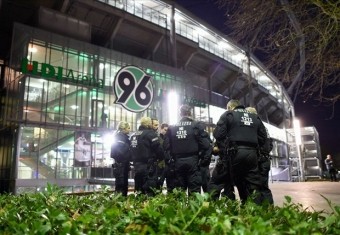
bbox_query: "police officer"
[111,121,131,196]
[200,131,213,193]
[163,105,212,194]
[151,118,166,189]
[246,106,274,204]
[213,100,267,204]
[130,116,165,195]
[207,139,236,200]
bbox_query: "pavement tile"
[269,181,340,213]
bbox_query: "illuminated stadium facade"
[0,0,321,194]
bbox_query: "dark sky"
[175,0,340,160]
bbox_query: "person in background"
[246,106,274,205]
[151,118,160,132]
[213,99,267,204]
[111,121,131,196]
[130,117,165,195]
[163,105,212,195]
[151,118,166,189]
[200,131,213,193]
[325,154,337,182]
[158,123,170,190]
[100,112,108,128]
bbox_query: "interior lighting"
[99,63,108,69]
[167,91,179,125]
[28,47,37,53]
[218,41,232,50]
[232,53,247,62]
[103,133,115,148]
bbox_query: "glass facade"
[2,23,232,193]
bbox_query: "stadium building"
[0,0,322,194]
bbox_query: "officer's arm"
[195,123,213,166]
[199,138,213,167]
[257,118,268,150]
[213,112,229,141]
[162,129,172,162]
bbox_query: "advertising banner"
[74,132,91,167]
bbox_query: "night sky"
[175,0,340,162]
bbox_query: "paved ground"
[269,181,340,213]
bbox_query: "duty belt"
[174,152,197,158]
[234,141,258,148]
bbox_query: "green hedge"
[0,184,339,234]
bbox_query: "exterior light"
[293,119,302,145]
[167,91,179,125]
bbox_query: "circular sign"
[113,66,154,112]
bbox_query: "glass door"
[91,99,104,127]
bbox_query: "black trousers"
[134,161,158,195]
[207,157,235,200]
[173,155,202,194]
[113,162,130,196]
[258,157,274,204]
[328,168,337,181]
[231,147,262,204]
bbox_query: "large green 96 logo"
[113,66,154,112]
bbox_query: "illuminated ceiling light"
[232,53,247,61]
[218,41,233,50]
[28,47,37,53]
[196,27,206,36]
[174,12,183,22]
[53,106,64,111]
[250,65,260,74]
[70,105,79,110]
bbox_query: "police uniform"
[207,139,235,200]
[164,117,212,194]
[200,131,213,193]
[213,105,267,204]
[130,125,165,195]
[111,131,131,196]
[258,132,274,204]
[155,132,167,189]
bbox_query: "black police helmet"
[180,104,192,116]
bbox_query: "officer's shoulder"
[221,110,233,117]
[193,120,206,128]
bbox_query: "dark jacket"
[130,125,165,163]
[164,117,211,161]
[111,131,131,163]
[213,106,267,149]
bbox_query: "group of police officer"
[111,99,273,205]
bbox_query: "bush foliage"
[0,184,340,234]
